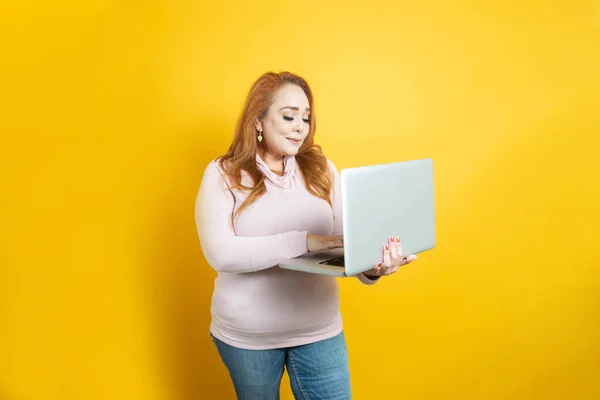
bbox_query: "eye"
[283,116,294,121]
[302,118,310,123]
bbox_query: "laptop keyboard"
[319,256,345,267]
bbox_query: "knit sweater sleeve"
[195,161,309,273]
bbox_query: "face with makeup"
[254,84,311,168]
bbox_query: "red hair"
[218,71,333,223]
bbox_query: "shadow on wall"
[146,119,237,400]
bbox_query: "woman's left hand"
[363,236,418,278]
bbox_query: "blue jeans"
[211,331,351,399]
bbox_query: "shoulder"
[201,158,231,187]
[325,158,340,178]
[202,158,253,189]
[202,158,223,178]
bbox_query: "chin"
[274,138,306,157]
[280,144,302,156]
[283,149,300,157]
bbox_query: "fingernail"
[396,236,400,242]
[385,245,389,251]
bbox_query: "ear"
[254,119,262,132]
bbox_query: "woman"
[195,71,417,399]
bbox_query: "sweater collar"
[255,153,297,189]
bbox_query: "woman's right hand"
[306,234,344,253]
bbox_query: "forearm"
[201,231,308,273]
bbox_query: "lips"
[287,138,301,145]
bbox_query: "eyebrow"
[279,106,311,112]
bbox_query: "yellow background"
[2,0,599,399]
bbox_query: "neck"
[260,150,285,173]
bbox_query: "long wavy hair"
[218,71,333,223]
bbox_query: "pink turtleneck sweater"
[194,154,378,350]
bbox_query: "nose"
[294,119,305,134]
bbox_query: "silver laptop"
[278,158,436,277]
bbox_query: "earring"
[257,131,263,142]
